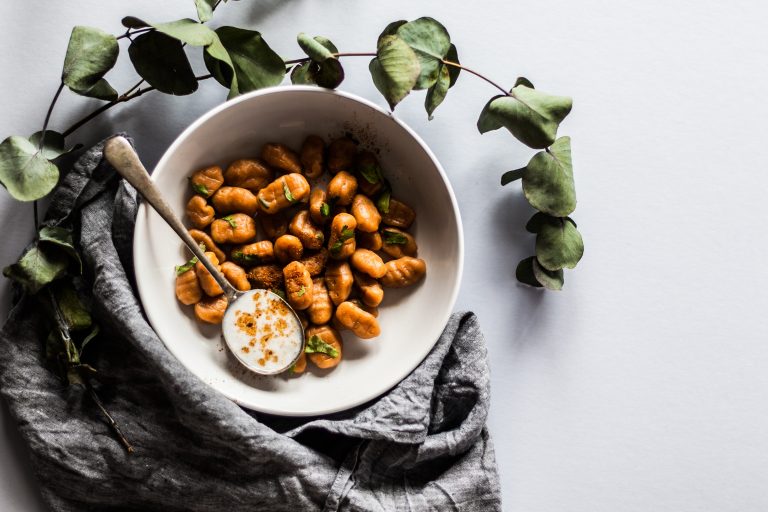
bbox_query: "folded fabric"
[0,136,501,511]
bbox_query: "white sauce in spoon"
[222,289,304,374]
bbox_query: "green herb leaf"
[194,0,217,22]
[515,256,542,288]
[358,161,383,184]
[534,215,584,271]
[514,76,534,89]
[477,85,572,149]
[382,229,408,245]
[305,334,339,358]
[175,256,198,275]
[0,136,59,201]
[203,26,285,98]
[190,180,209,196]
[222,215,237,229]
[259,197,271,210]
[330,225,355,254]
[370,35,420,110]
[151,18,216,46]
[53,282,92,331]
[3,243,69,294]
[396,17,452,90]
[231,250,260,265]
[296,286,306,297]
[39,226,82,273]
[532,257,564,290]
[61,26,119,100]
[28,131,69,160]
[297,32,336,62]
[128,31,198,96]
[283,181,295,203]
[290,62,316,85]
[522,136,576,217]
[500,167,525,186]
[320,202,330,217]
[376,188,391,214]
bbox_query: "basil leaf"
[296,286,306,297]
[330,225,355,254]
[376,188,391,214]
[190,180,209,196]
[358,162,382,184]
[320,202,330,217]
[304,334,339,358]
[175,256,198,275]
[382,229,408,245]
[283,181,295,203]
[259,197,270,210]
[222,215,237,228]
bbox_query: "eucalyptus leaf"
[195,0,217,22]
[129,31,198,95]
[378,20,407,44]
[371,35,420,109]
[522,136,576,217]
[524,212,549,233]
[535,216,584,271]
[0,136,59,201]
[425,64,450,120]
[500,167,525,186]
[313,36,338,54]
[151,19,216,46]
[204,35,238,95]
[290,62,316,85]
[61,26,118,100]
[515,257,542,288]
[532,258,563,290]
[122,16,148,29]
[29,130,68,160]
[297,33,335,62]
[39,226,82,272]
[205,27,285,97]
[314,58,344,89]
[53,283,92,331]
[79,325,100,357]
[445,44,460,86]
[514,77,534,89]
[396,17,451,90]
[3,243,69,294]
[477,84,572,149]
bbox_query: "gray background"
[2,0,767,510]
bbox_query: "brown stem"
[39,82,65,150]
[284,51,376,65]
[87,383,134,454]
[116,28,153,41]
[441,60,510,96]
[62,75,213,138]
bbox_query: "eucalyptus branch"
[440,60,509,97]
[38,82,65,150]
[87,383,134,453]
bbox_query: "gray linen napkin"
[0,137,501,512]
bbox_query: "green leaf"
[330,225,355,254]
[204,35,238,96]
[290,62,315,85]
[378,20,407,43]
[128,31,198,95]
[231,250,261,265]
[28,131,69,160]
[3,244,69,294]
[175,255,198,275]
[425,63,450,120]
[500,167,525,186]
[305,334,339,358]
[396,17,451,90]
[532,257,564,290]
[320,202,330,217]
[522,136,576,217]
[357,160,383,184]
[515,257,542,288]
[152,19,216,46]
[79,325,100,357]
[515,76,534,89]
[382,229,407,245]
[283,181,295,203]
[370,35,420,110]
[53,283,92,331]
[39,226,82,272]
[425,45,459,120]
[535,216,584,271]
[222,215,237,228]
[477,85,573,149]
[61,26,119,100]
[525,212,549,233]
[297,33,336,62]
[314,59,344,89]
[376,187,391,214]
[258,196,270,210]
[0,136,59,201]
[195,0,217,22]
[122,16,148,29]
[190,180,209,196]
[313,36,338,54]
[296,286,306,297]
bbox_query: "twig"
[441,60,510,96]
[33,201,38,231]
[87,383,134,454]
[116,28,153,41]
[38,82,65,150]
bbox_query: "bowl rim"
[132,85,465,415]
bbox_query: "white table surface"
[2,1,768,510]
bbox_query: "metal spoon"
[104,136,305,375]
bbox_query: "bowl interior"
[133,86,463,415]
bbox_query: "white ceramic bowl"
[133,86,463,416]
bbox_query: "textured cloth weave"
[0,137,501,511]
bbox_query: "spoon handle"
[104,136,238,302]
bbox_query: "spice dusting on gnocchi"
[174,135,427,375]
